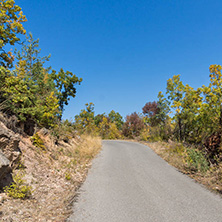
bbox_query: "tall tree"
[122,112,144,138]
[108,110,124,130]
[0,0,27,67]
[166,75,185,141]
[74,103,95,133]
[51,68,82,112]
[142,101,160,126]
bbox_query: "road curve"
[67,140,222,222]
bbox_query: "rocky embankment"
[0,119,101,222]
[0,122,21,189]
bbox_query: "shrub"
[4,172,32,199]
[31,133,46,150]
[65,172,71,180]
[169,143,185,156]
[140,127,150,141]
[186,148,209,173]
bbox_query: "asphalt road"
[67,140,222,222]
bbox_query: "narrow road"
[67,141,222,222]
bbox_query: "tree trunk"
[178,117,182,142]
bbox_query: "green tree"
[94,113,106,127]
[0,34,82,134]
[74,103,96,134]
[51,68,82,112]
[202,65,222,131]
[108,110,124,130]
[0,0,27,67]
[97,116,121,139]
[166,75,185,141]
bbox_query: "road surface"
[67,140,222,222]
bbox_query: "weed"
[186,148,209,173]
[4,172,32,199]
[16,159,26,170]
[169,143,185,156]
[31,133,46,150]
[65,172,71,180]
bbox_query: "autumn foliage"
[0,3,82,135]
[122,112,144,138]
[1,0,222,171]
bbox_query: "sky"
[16,0,222,120]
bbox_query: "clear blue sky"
[17,0,222,120]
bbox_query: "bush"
[169,143,185,156]
[186,148,209,173]
[65,172,71,180]
[4,172,32,199]
[31,133,46,150]
[140,127,150,141]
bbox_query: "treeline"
[72,65,222,166]
[0,1,82,135]
[1,1,222,167]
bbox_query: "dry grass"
[144,141,186,171]
[0,133,101,222]
[143,141,222,195]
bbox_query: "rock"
[0,193,7,203]
[0,152,10,180]
[38,128,49,136]
[168,139,173,144]
[0,121,21,169]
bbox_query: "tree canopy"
[0,0,27,67]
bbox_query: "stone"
[0,121,21,169]
[0,152,10,180]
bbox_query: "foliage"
[153,64,222,165]
[142,94,171,141]
[108,110,124,130]
[94,113,106,127]
[4,172,32,199]
[0,0,82,133]
[186,148,209,173]
[142,101,160,126]
[31,133,46,150]
[74,104,123,139]
[0,34,82,133]
[169,143,185,156]
[0,0,27,67]
[140,127,150,141]
[74,103,96,134]
[122,112,144,138]
[65,172,71,180]
[52,119,75,141]
[97,116,122,139]
[51,68,82,112]
[0,51,60,130]
[166,75,185,141]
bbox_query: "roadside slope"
[68,140,222,222]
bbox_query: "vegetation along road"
[68,141,222,222]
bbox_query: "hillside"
[0,116,101,221]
